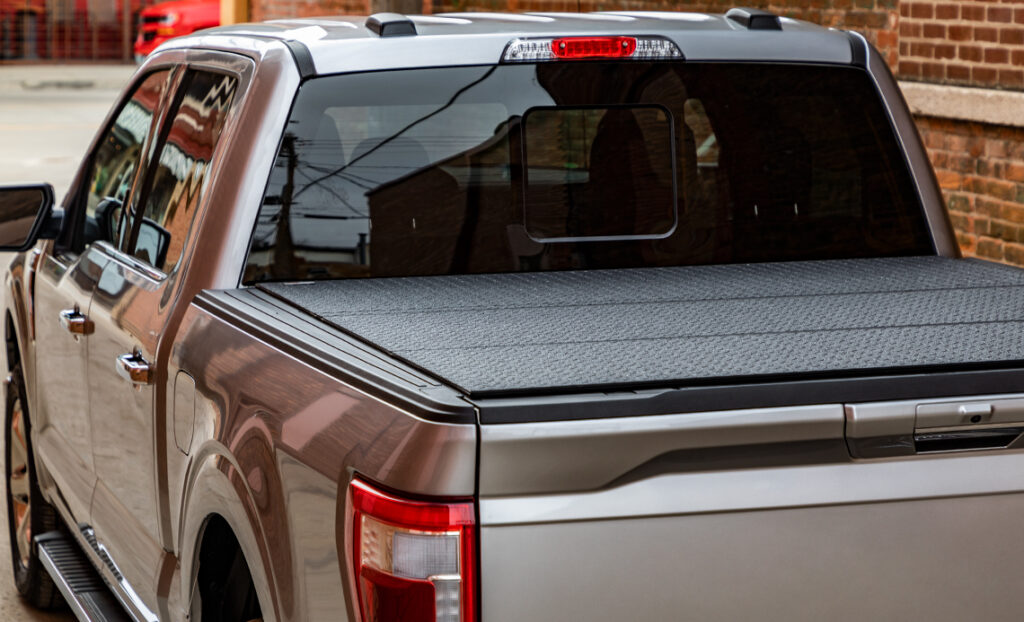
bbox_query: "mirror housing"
[0,184,61,252]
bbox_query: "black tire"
[4,364,61,609]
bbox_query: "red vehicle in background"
[133,0,219,60]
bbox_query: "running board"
[36,531,132,622]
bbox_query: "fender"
[179,438,282,622]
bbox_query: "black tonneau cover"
[260,256,1024,399]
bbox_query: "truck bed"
[259,256,1024,397]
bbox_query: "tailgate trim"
[476,366,1024,423]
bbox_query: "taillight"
[502,35,683,62]
[349,478,476,622]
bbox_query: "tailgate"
[478,396,1024,621]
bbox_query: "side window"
[82,70,172,249]
[130,70,237,273]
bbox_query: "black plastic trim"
[726,7,782,31]
[194,289,477,425]
[283,39,316,79]
[0,183,56,253]
[366,13,417,37]
[846,30,868,67]
[476,367,1024,424]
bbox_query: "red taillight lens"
[350,478,476,622]
[551,36,637,59]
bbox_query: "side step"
[36,531,132,622]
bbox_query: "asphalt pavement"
[0,62,136,621]
[0,64,136,200]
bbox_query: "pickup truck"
[3,8,1024,622]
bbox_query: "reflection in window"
[245,63,933,283]
[131,71,237,272]
[83,70,170,248]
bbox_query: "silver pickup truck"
[2,8,1024,622]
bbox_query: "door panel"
[86,68,239,614]
[32,67,174,527]
[32,247,107,521]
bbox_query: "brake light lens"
[552,36,636,58]
[350,478,476,622]
[502,35,683,62]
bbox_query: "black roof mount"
[366,13,418,37]
[726,7,783,30]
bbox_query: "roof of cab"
[169,10,861,75]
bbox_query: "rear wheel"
[5,364,61,609]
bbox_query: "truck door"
[32,68,174,528]
[86,65,239,616]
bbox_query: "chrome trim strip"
[480,450,1024,526]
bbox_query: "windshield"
[244,62,932,283]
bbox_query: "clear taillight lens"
[350,478,476,622]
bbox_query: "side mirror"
[0,184,61,252]
[135,217,171,271]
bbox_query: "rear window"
[244,62,932,283]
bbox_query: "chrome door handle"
[116,352,154,385]
[59,308,94,336]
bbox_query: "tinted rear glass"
[244,63,932,283]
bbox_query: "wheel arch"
[181,447,279,622]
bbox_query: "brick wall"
[426,0,900,64]
[919,116,1024,264]
[899,1,1024,89]
[251,0,367,22]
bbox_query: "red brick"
[1005,243,1024,266]
[985,47,1010,64]
[922,62,945,80]
[999,68,1024,88]
[962,4,986,21]
[1002,28,1024,45]
[935,3,958,20]
[936,170,962,191]
[923,23,946,38]
[1014,50,1024,66]
[977,237,1004,260]
[989,6,1014,23]
[877,29,898,48]
[947,63,971,81]
[911,41,935,57]
[945,133,969,152]
[1002,202,1024,224]
[975,27,999,42]
[948,25,972,41]
[1016,7,1024,25]
[899,60,922,77]
[1007,163,1024,184]
[902,21,923,37]
[909,2,932,18]
[958,45,982,62]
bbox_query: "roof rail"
[366,13,418,37]
[725,7,782,30]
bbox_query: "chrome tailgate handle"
[116,352,154,385]
[59,308,94,336]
